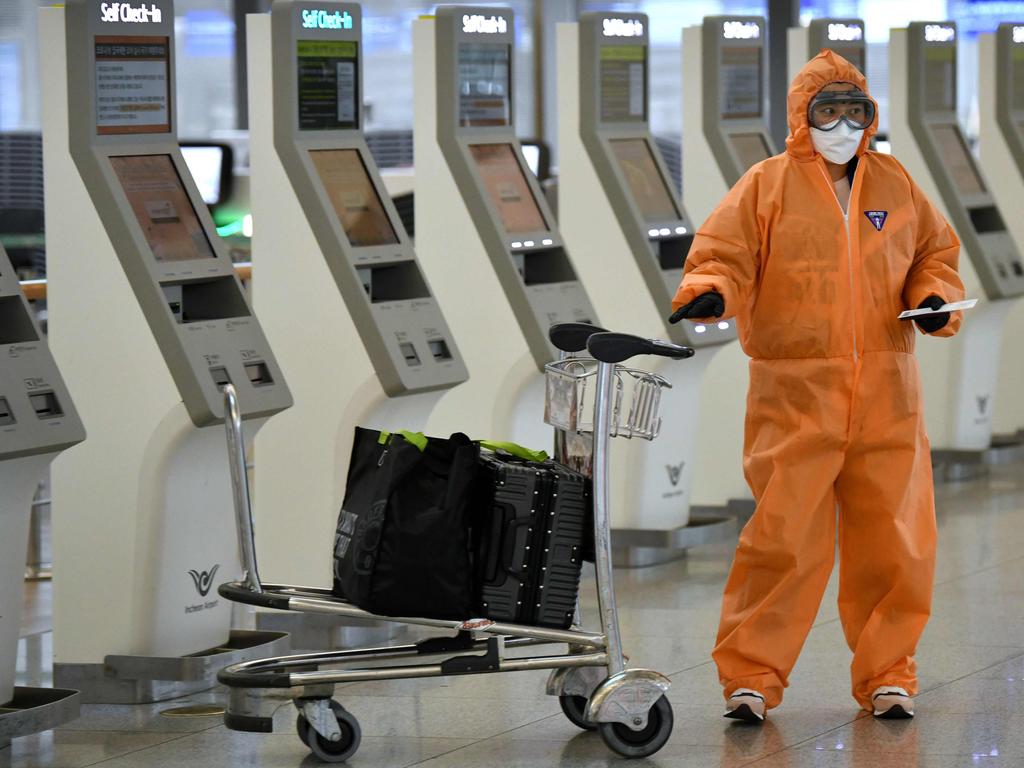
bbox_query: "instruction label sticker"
[95,36,170,134]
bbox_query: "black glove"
[668,291,725,324]
[914,295,950,334]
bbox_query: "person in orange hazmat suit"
[669,50,964,723]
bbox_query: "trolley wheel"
[297,701,362,763]
[598,695,673,759]
[296,713,311,746]
[559,694,597,731]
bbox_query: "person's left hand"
[914,295,950,334]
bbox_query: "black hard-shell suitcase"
[475,453,589,629]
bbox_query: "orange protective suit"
[672,50,964,711]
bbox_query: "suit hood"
[785,48,878,161]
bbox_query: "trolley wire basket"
[544,358,671,440]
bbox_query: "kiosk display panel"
[721,46,762,118]
[94,36,171,134]
[309,148,399,246]
[458,43,510,126]
[600,45,646,122]
[297,39,358,130]
[925,46,956,112]
[932,125,986,196]
[1012,40,1024,111]
[608,138,678,220]
[730,132,772,170]
[469,143,547,232]
[110,154,217,262]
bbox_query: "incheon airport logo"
[100,2,163,23]
[188,564,221,597]
[302,9,353,30]
[462,13,507,35]
[602,18,644,38]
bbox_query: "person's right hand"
[668,291,725,324]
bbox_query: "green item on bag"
[478,440,549,463]
[377,430,429,452]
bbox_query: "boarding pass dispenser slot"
[0,396,15,426]
[656,234,695,272]
[0,295,41,344]
[163,277,252,324]
[518,248,578,286]
[358,262,431,304]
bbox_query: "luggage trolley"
[216,323,694,761]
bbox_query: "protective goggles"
[808,89,875,131]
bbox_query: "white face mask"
[810,120,864,165]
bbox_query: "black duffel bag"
[332,428,480,620]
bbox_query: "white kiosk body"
[248,1,468,592]
[788,19,866,82]
[556,12,735,562]
[414,7,599,451]
[678,16,779,513]
[978,23,1024,443]
[41,0,292,702]
[0,245,85,745]
[889,22,1024,464]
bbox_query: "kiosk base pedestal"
[0,687,80,749]
[611,514,738,569]
[53,630,288,705]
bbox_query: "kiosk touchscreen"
[889,21,1024,465]
[414,6,599,449]
[788,19,866,82]
[0,245,84,743]
[978,23,1024,443]
[40,0,291,703]
[683,16,778,228]
[556,12,734,562]
[246,1,467,591]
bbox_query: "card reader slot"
[657,234,695,271]
[163,277,252,324]
[0,295,40,344]
[428,339,452,361]
[364,261,431,303]
[210,367,232,388]
[969,205,1007,234]
[244,361,274,387]
[521,248,578,285]
[0,396,15,426]
[29,391,63,420]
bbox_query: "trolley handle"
[549,322,609,354]
[222,383,263,594]
[587,332,695,364]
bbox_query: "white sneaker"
[724,688,766,723]
[871,686,914,719]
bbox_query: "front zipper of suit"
[815,161,860,363]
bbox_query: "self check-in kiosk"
[683,16,779,228]
[246,1,467,595]
[40,0,291,702]
[0,245,84,745]
[788,18,866,82]
[556,12,734,564]
[890,22,1024,469]
[414,7,599,450]
[978,23,1024,447]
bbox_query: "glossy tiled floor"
[6,462,1024,767]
